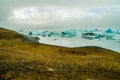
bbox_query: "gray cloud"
[0,0,120,29]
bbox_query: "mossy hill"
[0,27,120,80]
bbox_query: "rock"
[48,68,55,72]
[86,78,95,80]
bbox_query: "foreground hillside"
[0,27,120,80]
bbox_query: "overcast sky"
[0,0,120,30]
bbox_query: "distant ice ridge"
[16,28,120,52]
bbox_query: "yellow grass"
[0,27,120,80]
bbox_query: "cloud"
[0,0,120,29]
[9,7,87,24]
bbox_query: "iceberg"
[15,28,120,52]
[105,28,114,34]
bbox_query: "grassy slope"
[0,27,120,80]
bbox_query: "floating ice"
[16,28,120,53]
